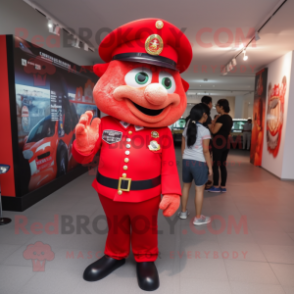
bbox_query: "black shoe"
[136,262,159,291]
[83,255,125,281]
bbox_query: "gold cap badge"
[151,131,159,138]
[145,34,163,56]
[155,20,164,29]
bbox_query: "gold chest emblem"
[148,140,161,151]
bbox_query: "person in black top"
[200,96,213,189]
[207,99,233,193]
[201,96,212,129]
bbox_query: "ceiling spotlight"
[48,19,53,28]
[47,19,60,36]
[221,68,227,75]
[83,43,89,51]
[243,50,248,61]
[71,37,81,48]
[51,24,60,36]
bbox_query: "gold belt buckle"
[118,177,132,192]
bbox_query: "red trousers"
[99,194,160,262]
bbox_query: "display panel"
[171,118,186,130]
[231,119,247,133]
[13,36,98,194]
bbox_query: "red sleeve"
[72,118,102,165]
[161,128,182,196]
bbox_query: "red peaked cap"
[94,18,192,79]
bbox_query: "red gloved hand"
[159,194,180,217]
[75,111,100,154]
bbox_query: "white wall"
[234,96,244,118]
[233,93,254,119]
[281,51,294,179]
[0,0,99,66]
[261,51,293,178]
[243,92,254,118]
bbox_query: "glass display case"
[231,119,247,133]
[171,118,186,143]
[230,119,248,149]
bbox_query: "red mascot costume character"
[72,18,192,291]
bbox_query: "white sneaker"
[178,210,189,219]
[193,215,211,226]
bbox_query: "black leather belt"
[96,172,161,192]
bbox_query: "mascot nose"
[144,83,168,106]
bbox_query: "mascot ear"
[93,63,109,77]
[181,78,189,92]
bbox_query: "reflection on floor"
[1,149,294,294]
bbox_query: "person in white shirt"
[242,119,252,150]
[179,104,212,226]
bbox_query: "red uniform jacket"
[72,116,181,202]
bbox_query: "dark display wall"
[0,35,99,211]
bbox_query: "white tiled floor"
[1,149,294,294]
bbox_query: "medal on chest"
[102,130,122,144]
[148,140,161,151]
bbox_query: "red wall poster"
[250,68,268,166]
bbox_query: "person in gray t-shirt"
[179,104,212,226]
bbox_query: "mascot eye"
[162,77,172,89]
[135,72,149,84]
[159,71,176,93]
[125,68,152,88]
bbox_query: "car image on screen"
[22,98,79,191]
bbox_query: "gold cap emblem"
[155,20,164,29]
[145,34,163,56]
[151,131,159,138]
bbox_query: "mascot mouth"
[125,99,172,124]
[132,102,164,116]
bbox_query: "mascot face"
[93,60,187,128]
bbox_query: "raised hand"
[159,194,180,217]
[75,111,100,154]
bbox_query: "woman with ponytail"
[179,104,212,225]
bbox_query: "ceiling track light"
[243,50,248,61]
[222,57,237,75]
[71,37,81,49]
[23,0,94,53]
[47,19,60,36]
[232,58,237,67]
[47,19,53,29]
[231,0,288,61]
